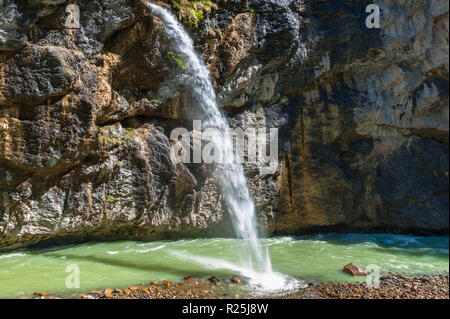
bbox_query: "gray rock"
[0,0,448,250]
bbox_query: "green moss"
[280,97,289,105]
[124,130,137,141]
[97,125,136,148]
[167,51,186,69]
[106,195,119,203]
[166,0,217,25]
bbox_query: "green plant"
[168,0,217,25]
[167,51,186,69]
[280,97,289,105]
[106,195,118,202]
[250,9,255,13]
[97,125,136,148]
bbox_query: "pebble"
[29,272,449,300]
[261,273,449,299]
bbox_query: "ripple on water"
[0,253,27,259]
[0,234,448,297]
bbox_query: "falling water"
[148,3,296,291]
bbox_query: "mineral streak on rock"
[0,0,448,250]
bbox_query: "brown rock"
[123,288,131,294]
[184,276,194,281]
[104,288,114,298]
[208,276,220,283]
[34,292,49,297]
[342,263,369,276]
[231,275,243,284]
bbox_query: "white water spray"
[148,3,297,290]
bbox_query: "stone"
[34,291,50,297]
[104,288,114,298]
[230,276,243,284]
[208,276,220,283]
[342,264,369,277]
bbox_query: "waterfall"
[149,3,297,291]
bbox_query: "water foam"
[169,250,304,293]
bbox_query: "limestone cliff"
[0,0,448,250]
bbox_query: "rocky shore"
[265,273,449,299]
[27,272,449,300]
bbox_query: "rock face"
[0,0,448,250]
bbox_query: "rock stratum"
[0,0,448,250]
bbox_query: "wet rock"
[0,0,448,250]
[0,1,29,51]
[104,288,114,298]
[1,44,82,106]
[231,276,243,284]
[34,291,50,297]
[342,264,369,277]
[208,276,220,283]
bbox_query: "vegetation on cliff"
[163,0,218,25]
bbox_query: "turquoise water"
[0,233,448,298]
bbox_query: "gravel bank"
[27,273,449,299]
[264,273,449,299]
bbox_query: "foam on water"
[169,250,305,293]
[0,253,27,259]
[0,234,448,297]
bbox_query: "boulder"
[342,263,369,277]
[231,275,243,284]
[208,276,220,283]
